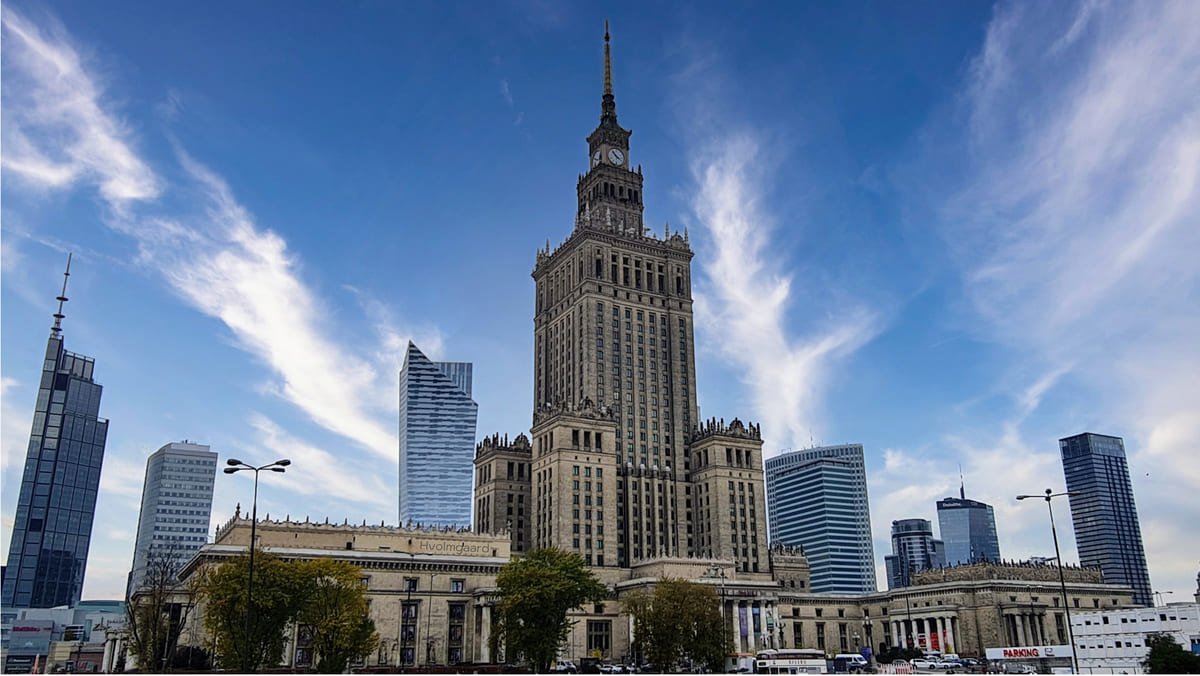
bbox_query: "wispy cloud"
[0,5,161,209]
[499,78,523,126]
[685,135,878,453]
[915,0,1200,591]
[1,378,30,471]
[242,414,394,512]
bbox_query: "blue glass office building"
[1060,432,1153,607]
[937,487,1001,567]
[399,342,478,528]
[765,444,878,593]
[884,518,945,589]
[3,270,109,608]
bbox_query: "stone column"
[480,605,492,663]
[892,620,900,648]
[731,601,742,654]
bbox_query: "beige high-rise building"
[509,23,767,572]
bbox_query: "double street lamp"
[1015,488,1078,674]
[224,458,291,672]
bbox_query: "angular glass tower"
[937,484,1001,567]
[766,444,878,593]
[2,258,109,608]
[128,442,217,596]
[884,518,945,589]
[1060,432,1153,607]
[399,342,478,528]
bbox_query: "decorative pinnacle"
[600,20,617,125]
[51,252,72,337]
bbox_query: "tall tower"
[884,518,945,590]
[2,256,110,608]
[399,342,478,528]
[128,441,217,596]
[936,480,1001,566]
[765,444,877,593]
[1060,432,1153,607]
[526,25,763,569]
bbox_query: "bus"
[754,649,828,674]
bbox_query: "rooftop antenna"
[51,253,73,337]
[958,463,965,500]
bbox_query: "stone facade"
[176,516,512,669]
[473,433,532,553]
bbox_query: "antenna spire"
[959,463,965,500]
[600,20,618,126]
[51,253,72,337]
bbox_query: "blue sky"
[2,1,1197,601]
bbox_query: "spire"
[51,253,72,337]
[959,463,966,500]
[600,20,618,127]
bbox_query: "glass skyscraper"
[3,261,109,608]
[1060,432,1153,607]
[127,442,217,596]
[937,484,1001,567]
[885,518,945,589]
[399,341,478,528]
[765,444,878,593]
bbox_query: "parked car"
[912,659,941,670]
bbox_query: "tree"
[195,551,305,672]
[126,543,198,673]
[296,559,380,673]
[1144,632,1200,674]
[496,548,607,673]
[624,579,730,672]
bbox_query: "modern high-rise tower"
[127,441,217,596]
[765,445,878,593]
[884,518,945,590]
[399,341,478,528]
[481,24,770,573]
[2,257,109,608]
[936,482,1001,566]
[1060,432,1153,607]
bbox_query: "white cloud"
[241,414,394,512]
[1,378,30,471]
[923,0,1200,595]
[687,134,878,453]
[0,5,161,209]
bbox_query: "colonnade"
[1002,610,1048,647]
[722,598,779,655]
[890,615,958,653]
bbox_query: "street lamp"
[1015,488,1078,674]
[1154,590,1173,607]
[224,457,291,672]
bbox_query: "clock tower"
[577,21,644,236]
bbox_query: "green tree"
[125,542,197,673]
[496,548,607,672]
[1144,632,1200,674]
[296,559,380,673]
[195,551,305,672]
[624,578,730,672]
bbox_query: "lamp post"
[1015,488,1078,674]
[224,457,291,672]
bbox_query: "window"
[451,579,464,593]
[587,620,612,656]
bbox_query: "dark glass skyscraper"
[1060,432,1152,607]
[765,444,878,593]
[884,518,945,589]
[398,342,478,528]
[2,259,109,608]
[937,483,1001,566]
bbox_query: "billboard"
[8,620,53,654]
[985,645,1074,660]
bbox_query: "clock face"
[608,148,625,164]
[592,151,601,167]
